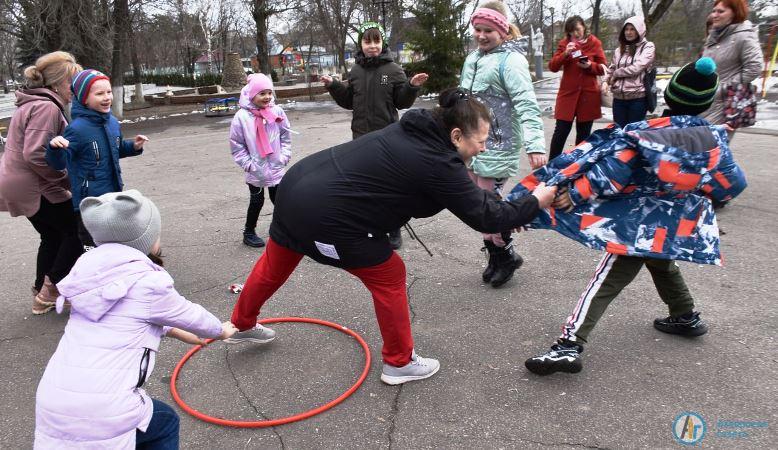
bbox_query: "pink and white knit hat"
[470,8,510,39]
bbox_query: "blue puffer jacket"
[506,116,747,266]
[46,101,142,211]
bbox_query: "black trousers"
[26,197,83,290]
[549,119,594,160]
[75,212,96,250]
[245,184,278,232]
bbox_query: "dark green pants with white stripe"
[561,253,696,343]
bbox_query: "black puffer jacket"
[269,109,541,268]
[327,49,420,138]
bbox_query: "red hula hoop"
[170,317,371,427]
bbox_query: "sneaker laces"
[410,354,433,368]
[668,312,699,324]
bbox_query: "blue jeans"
[612,97,647,128]
[136,399,179,450]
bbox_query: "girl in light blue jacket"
[459,1,546,288]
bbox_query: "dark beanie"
[664,58,719,116]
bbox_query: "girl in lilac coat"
[230,73,292,248]
[34,190,237,449]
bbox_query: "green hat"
[664,58,719,116]
[357,21,386,45]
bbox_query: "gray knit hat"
[79,190,161,254]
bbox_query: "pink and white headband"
[471,8,510,39]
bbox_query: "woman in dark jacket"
[548,16,607,159]
[0,51,83,315]
[226,89,557,385]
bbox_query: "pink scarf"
[249,107,281,158]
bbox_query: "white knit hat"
[79,190,161,254]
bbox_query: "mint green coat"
[459,38,545,179]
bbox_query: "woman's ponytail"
[434,88,491,136]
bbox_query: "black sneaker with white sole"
[525,340,583,375]
[653,311,708,337]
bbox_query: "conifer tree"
[406,0,469,93]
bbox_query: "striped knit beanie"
[71,69,110,105]
[357,21,386,45]
[664,58,719,116]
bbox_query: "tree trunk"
[253,0,271,74]
[591,0,602,37]
[110,0,130,119]
[643,0,676,33]
[127,19,144,105]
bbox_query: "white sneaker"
[380,351,440,385]
[224,324,276,344]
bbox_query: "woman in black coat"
[226,89,557,385]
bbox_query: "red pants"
[231,238,414,367]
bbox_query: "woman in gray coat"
[701,0,762,127]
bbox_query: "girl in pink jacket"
[603,16,656,128]
[34,190,237,449]
[230,73,292,248]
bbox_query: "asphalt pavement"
[1,100,776,449]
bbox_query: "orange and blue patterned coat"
[506,116,747,265]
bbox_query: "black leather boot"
[489,240,523,287]
[481,240,499,283]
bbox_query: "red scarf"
[249,107,281,158]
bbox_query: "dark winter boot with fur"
[489,239,523,288]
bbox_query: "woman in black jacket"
[226,89,557,385]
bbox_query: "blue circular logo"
[673,411,707,445]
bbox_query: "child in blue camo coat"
[514,58,747,375]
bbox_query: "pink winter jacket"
[229,93,292,188]
[34,243,223,449]
[0,88,71,216]
[605,16,656,100]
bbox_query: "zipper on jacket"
[92,141,100,162]
[468,55,482,93]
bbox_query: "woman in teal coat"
[459,1,546,287]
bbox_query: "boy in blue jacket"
[46,69,147,249]
[518,58,746,375]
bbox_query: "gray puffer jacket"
[701,21,763,125]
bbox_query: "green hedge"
[125,73,223,87]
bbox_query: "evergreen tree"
[405,0,469,93]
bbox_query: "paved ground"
[1,101,776,449]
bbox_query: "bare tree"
[314,0,360,74]
[591,0,603,36]
[642,0,677,31]
[111,0,131,118]
[11,0,112,70]
[248,0,300,74]
[506,0,541,36]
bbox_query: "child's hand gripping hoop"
[170,317,371,427]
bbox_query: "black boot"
[388,228,403,250]
[243,229,266,248]
[481,240,499,283]
[489,240,523,288]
